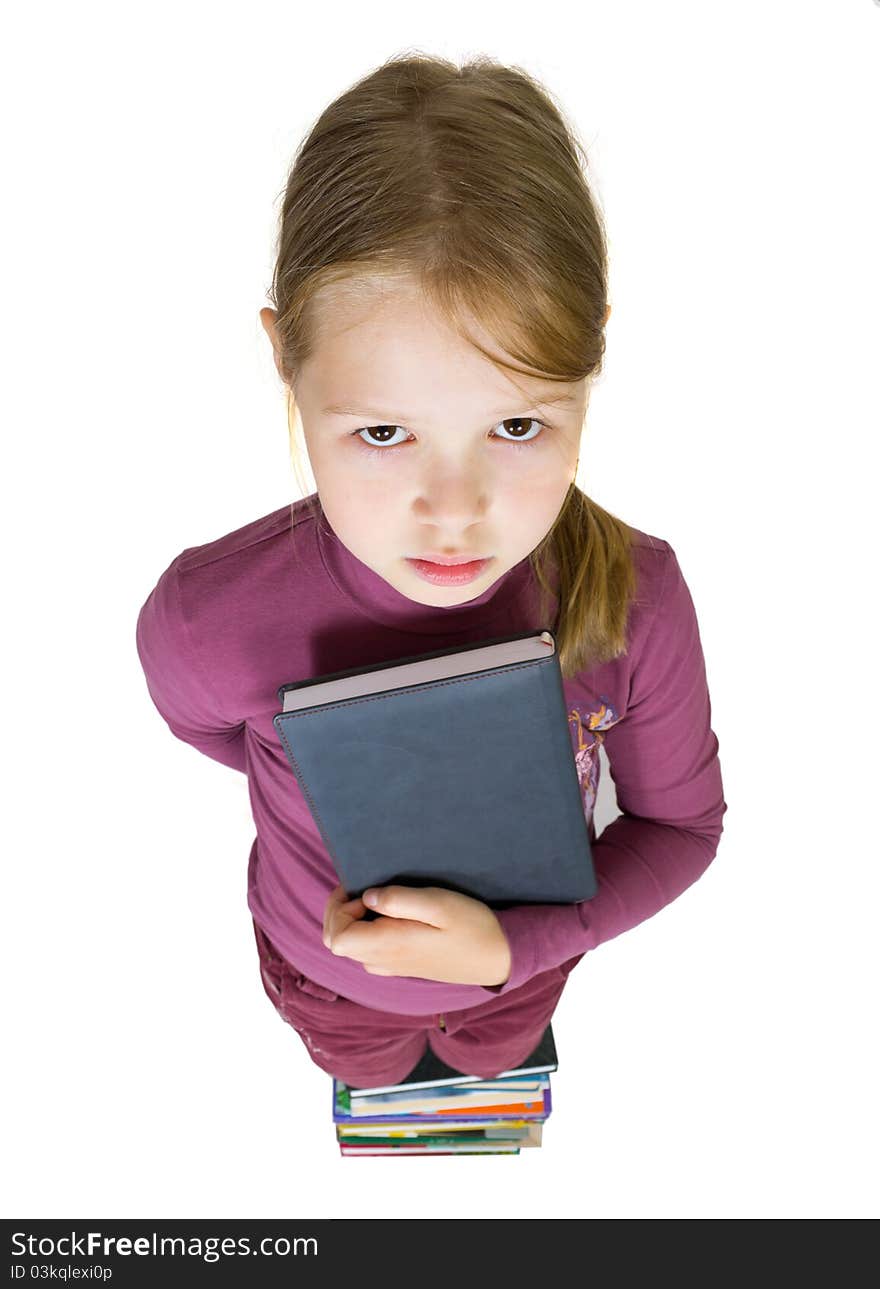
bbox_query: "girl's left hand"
[321,883,512,986]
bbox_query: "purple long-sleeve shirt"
[135,494,727,1015]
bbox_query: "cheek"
[503,467,571,513]
[311,445,380,507]
[498,471,573,541]
[318,483,389,559]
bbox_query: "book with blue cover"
[273,629,596,913]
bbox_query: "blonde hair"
[265,51,638,679]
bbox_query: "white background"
[3,0,877,1220]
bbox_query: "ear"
[604,303,612,326]
[259,307,286,383]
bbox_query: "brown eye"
[355,425,409,449]
[494,417,546,445]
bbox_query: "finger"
[325,895,368,949]
[323,885,342,947]
[361,884,450,928]
[335,912,440,971]
[324,884,359,947]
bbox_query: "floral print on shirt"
[568,698,621,825]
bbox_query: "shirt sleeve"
[135,555,247,774]
[475,543,728,996]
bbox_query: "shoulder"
[176,495,314,577]
[624,523,677,619]
[171,495,319,617]
[621,526,704,690]
[595,520,693,671]
[140,496,323,722]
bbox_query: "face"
[260,278,588,606]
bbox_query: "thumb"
[362,884,448,928]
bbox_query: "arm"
[135,555,247,774]
[476,544,728,996]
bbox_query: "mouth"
[408,553,489,566]
[405,556,494,586]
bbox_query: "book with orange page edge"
[273,626,597,922]
[332,1079,552,1126]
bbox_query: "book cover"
[273,630,596,910]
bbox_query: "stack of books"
[273,632,590,1158]
[332,1023,557,1156]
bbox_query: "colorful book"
[333,1079,553,1125]
[336,1120,534,1139]
[345,1085,548,1117]
[339,1125,543,1149]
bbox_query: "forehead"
[307,275,476,359]
[303,277,585,411]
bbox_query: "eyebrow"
[322,392,579,420]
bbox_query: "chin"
[404,585,476,606]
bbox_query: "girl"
[136,52,727,1091]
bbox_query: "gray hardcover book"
[273,627,596,912]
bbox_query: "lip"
[411,553,489,566]
[406,556,494,586]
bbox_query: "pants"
[253,918,583,1088]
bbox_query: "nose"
[414,463,489,529]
